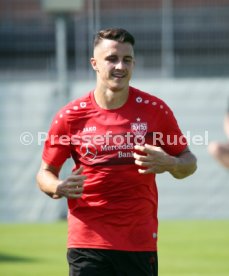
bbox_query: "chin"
[110,86,127,92]
[109,82,129,92]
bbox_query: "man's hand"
[37,162,87,200]
[56,167,86,199]
[133,144,176,174]
[134,144,197,179]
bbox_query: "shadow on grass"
[0,253,39,263]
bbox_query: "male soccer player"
[37,28,197,276]
[208,99,229,168]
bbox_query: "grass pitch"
[0,222,68,276]
[0,220,229,275]
[158,220,229,275]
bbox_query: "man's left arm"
[134,144,197,179]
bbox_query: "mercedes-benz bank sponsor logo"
[80,143,98,161]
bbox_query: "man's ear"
[90,57,98,71]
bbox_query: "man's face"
[91,39,135,92]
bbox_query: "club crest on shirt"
[131,118,148,137]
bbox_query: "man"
[37,28,197,276]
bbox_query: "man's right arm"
[36,161,86,199]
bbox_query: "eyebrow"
[105,54,134,59]
[124,55,134,59]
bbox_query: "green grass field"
[0,220,229,275]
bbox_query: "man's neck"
[93,86,129,110]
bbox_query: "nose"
[115,60,125,70]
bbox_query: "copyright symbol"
[20,132,33,146]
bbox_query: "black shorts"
[67,248,158,276]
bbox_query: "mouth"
[111,72,127,79]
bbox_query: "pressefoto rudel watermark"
[20,130,209,147]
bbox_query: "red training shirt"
[42,87,187,251]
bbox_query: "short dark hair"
[94,28,135,48]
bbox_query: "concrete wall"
[0,78,228,222]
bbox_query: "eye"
[106,56,118,62]
[124,58,132,63]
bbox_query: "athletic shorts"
[67,248,158,276]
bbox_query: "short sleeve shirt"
[42,86,187,251]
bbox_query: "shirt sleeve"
[42,110,71,167]
[157,102,188,156]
